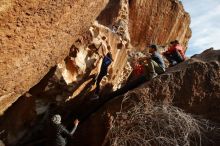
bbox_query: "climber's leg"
[95,70,107,95]
[172,50,184,63]
[163,53,177,66]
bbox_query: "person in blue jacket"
[92,52,113,100]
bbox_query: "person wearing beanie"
[47,114,79,146]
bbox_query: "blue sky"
[181,0,220,56]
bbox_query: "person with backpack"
[133,58,145,77]
[92,52,113,100]
[146,44,165,79]
[163,40,186,66]
[127,58,145,83]
[46,114,79,146]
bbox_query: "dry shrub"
[107,94,211,146]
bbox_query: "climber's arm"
[60,124,72,138]
[70,119,80,135]
[101,44,106,57]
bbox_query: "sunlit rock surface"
[0,0,109,114]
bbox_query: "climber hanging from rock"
[145,44,166,79]
[163,40,186,66]
[91,47,113,100]
[46,114,79,146]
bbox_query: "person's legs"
[146,60,158,80]
[152,61,165,74]
[163,53,177,66]
[172,50,184,63]
[151,60,165,74]
[95,71,107,95]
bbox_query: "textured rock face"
[0,94,36,145]
[0,0,109,114]
[0,0,192,114]
[58,0,192,100]
[57,22,130,100]
[97,0,191,51]
[56,0,132,100]
[74,49,220,146]
[129,0,191,50]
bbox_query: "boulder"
[0,0,109,114]
[97,0,191,50]
[74,49,220,146]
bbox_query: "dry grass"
[107,94,215,146]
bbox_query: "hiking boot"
[90,94,99,101]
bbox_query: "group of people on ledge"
[93,40,186,99]
[131,40,186,81]
[47,40,186,146]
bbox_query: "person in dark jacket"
[47,114,79,146]
[146,44,165,79]
[92,52,113,100]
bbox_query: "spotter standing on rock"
[163,40,186,66]
[47,114,79,146]
[145,45,165,79]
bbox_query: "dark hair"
[149,44,158,50]
[170,40,179,44]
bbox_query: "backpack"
[133,64,144,76]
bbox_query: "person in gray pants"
[146,45,166,79]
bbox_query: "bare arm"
[70,119,79,135]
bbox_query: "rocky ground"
[71,49,220,146]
